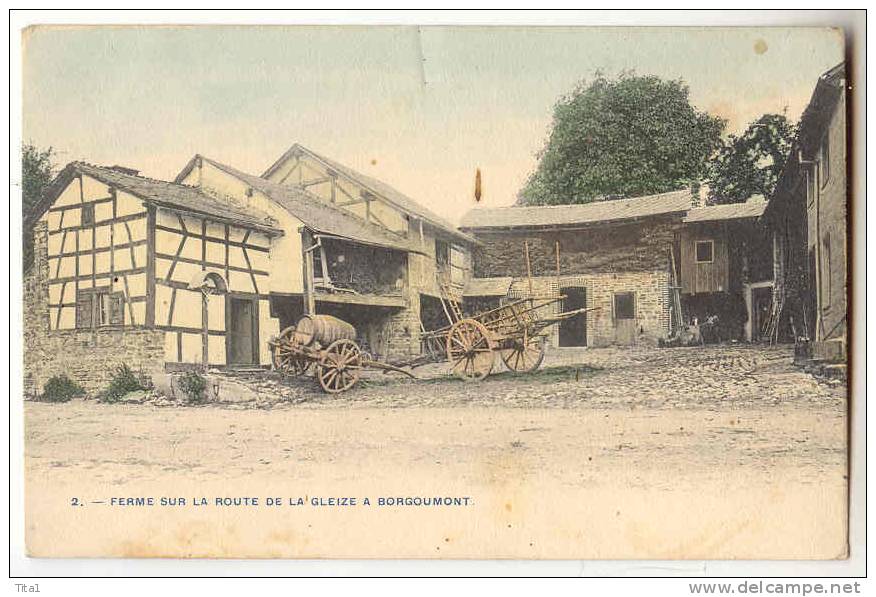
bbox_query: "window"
[695,240,714,263]
[435,239,450,267]
[81,203,95,226]
[76,288,124,328]
[614,292,636,320]
[822,233,831,309]
[819,135,830,188]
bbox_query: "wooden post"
[302,229,316,315]
[524,240,533,296]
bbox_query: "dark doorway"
[558,287,587,347]
[751,287,773,341]
[226,296,258,365]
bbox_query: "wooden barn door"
[226,296,259,365]
[613,291,637,345]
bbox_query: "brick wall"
[23,221,165,397]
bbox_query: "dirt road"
[24,345,848,559]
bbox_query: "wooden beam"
[145,206,156,327]
[154,225,270,252]
[155,252,269,277]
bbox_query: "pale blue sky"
[23,26,843,222]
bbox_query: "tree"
[22,144,56,271]
[518,72,726,206]
[705,113,797,204]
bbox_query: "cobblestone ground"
[207,344,845,410]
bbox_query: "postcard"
[19,24,850,559]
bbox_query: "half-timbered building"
[24,162,282,393]
[174,145,476,359]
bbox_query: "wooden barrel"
[294,314,356,347]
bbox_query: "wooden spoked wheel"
[501,332,546,374]
[446,319,495,381]
[271,326,311,376]
[317,339,362,394]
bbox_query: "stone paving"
[168,344,846,411]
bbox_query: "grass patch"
[37,375,86,403]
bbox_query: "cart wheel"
[271,326,311,376]
[501,333,545,373]
[446,319,494,381]
[317,339,362,393]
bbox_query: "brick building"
[762,63,847,361]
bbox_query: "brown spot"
[444,537,450,543]
[370,158,377,166]
[754,39,768,55]
[504,502,512,512]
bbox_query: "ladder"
[436,275,463,325]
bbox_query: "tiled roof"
[683,197,767,223]
[459,189,692,230]
[194,156,427,254]
[33,162,282,235]
[263,144,475,244]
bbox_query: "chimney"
[689,181,705,208]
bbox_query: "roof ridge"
[470,188,690,212]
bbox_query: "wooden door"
[613,292,638,345]
[558,287,587,347]
[226,297,258,365]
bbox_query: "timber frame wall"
[40,170,277,369]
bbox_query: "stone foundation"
[23,221,165,397]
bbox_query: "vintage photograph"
[18,24,850,560]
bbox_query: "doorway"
[613,291,637,345]
[558,286,587,347]
[226,296,259,365]
[751,287,773,341]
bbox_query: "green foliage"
[705,113,797,204]
[519,72,726,206]
[39,374,85,403]
[98,364,146,403]
[22,144,56,271]
[177,371,208,405]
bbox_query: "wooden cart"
[419,295,597,381]
[269,314,415,394]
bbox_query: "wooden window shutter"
[110,292,125,325]
[76,291,93,328]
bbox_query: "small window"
[614,292,636,320]
[81,203,95,226]
[819,135,830,188]
[695,240,714,263]
[76,288,124,328]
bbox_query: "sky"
[22,26,843,223]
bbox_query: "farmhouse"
[24,146,477,393]
[762,63,847,362]
[174,144,476,359]
[24,162,283,393]
[459,190,771,347]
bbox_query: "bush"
[177,370,208,404]
[39,375,85,403]
[98,364,145,403]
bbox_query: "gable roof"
[459,189,692,230]
[29,162,282,235]
[683,197,767,223]
[178,155,426,254]
[262,143,474,244]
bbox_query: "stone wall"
[23,221,165,397]
[471,220,677,278]
[466,221,675,346]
